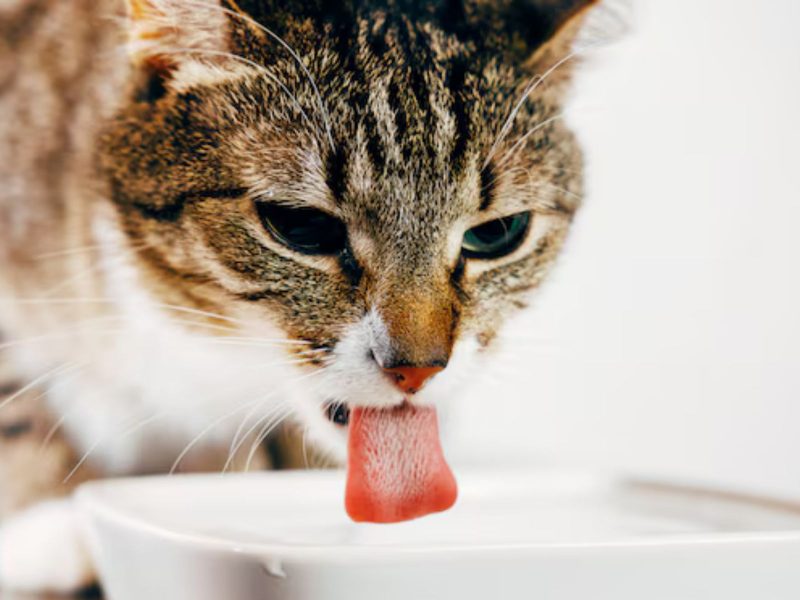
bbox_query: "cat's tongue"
[345,403,458,523]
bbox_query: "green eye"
[462,212,532,259]
[256,202,347,255]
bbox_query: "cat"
[0,0,600,593]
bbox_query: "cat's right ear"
[124,0,232,100]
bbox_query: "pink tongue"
[345,403,458,524]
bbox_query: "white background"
[452,0,800,498]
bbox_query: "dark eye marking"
[326,146,349,204]
[479,163,497,212]
[184,188,249,201]
[130,187,248,223]
[255,202,347,256]
[462,211,532,260]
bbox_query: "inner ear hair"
[124,0,232,96]
[523,0,601,74]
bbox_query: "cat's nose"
[382,365,444,395]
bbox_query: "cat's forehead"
[232,15,518,235]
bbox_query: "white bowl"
[77,468,800,600]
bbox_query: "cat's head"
[100,0,597,457]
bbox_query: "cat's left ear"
[522,0,600,74]
[471,0,601,76]
[124,0,233,92]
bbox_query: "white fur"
[169,61,252,93]
[321,309,404,409]
[37,208,309,475]
[0,499,93,593]
[127,0,229,67]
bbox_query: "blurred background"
[451,0,800,498]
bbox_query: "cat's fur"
[0,0,599,592]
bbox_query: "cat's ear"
[464,0,601,75]
[124,0,232,93]
[522,0,600,74]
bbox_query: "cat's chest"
[42,242,296,475]
[45,313,287,475]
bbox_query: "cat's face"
[100,0,593,455]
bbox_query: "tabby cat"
[0,0,600,592]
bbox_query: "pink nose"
[382,366,444,395]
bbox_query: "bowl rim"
[76,468,800,563]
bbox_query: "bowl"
[77,468,800,600]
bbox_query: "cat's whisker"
[221,384,322,473]
[0,315,244,353]
[244,402,294,472]
[224,363,323,463]
[170,366,320,475]
[176,411,249,476]
[63,412,165,484]
[228,399,281,463]
[495,114,565,170]
[538,180,583,202]
[197,336,313,347]
[0,361,84,413]
[182,0,335,150]
[245,381,332,471]
[0,328,125,354]
[483,46,592,171]
[160,317,240,335]
[485,165,581,197]
[198,342,318,357]
[61,350,324,481]
[32,241,148,261]
[0,319,228,353]
[224,368,325,472]
[0,298,248,328]
[293,348,333,363]
[40,260,123,299]
[28,366,89,454]
[36,241,150,297]
[39,413,67,456]
[301,426,311,470]
[311,444,339,470]
[244,376,328,472]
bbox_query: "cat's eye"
[256,202,347,255]
[462,212,532,259]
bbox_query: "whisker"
[170,409,246,475]
[39,414,67,456]
[223,369,324,473]
[495,114,565,170]
[483,46,592,171]
[301,426,311,470]
[0,327,125,353]
[168,368,321,476]
[34,365,88,455]
[63,412,164,484]
[538,180,583,202]
[0,315,256,354]
[226,366,312,461]
[244,401,292,471]
[32,242,148,261]
[197,336,313,348]
[0,298,247,327]
[0,362,84,413]
[245,373,334,472]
